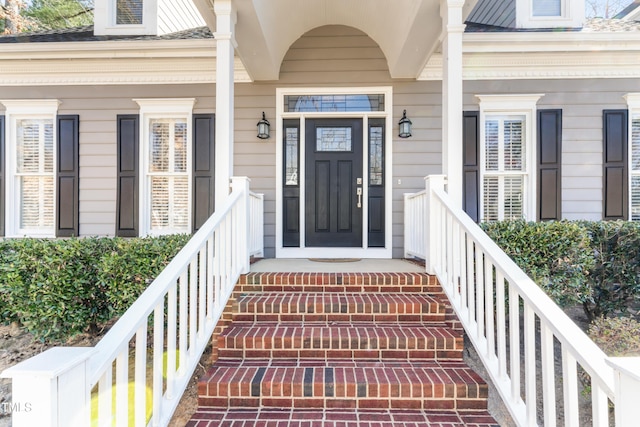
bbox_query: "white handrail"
[1,176,263,427]
[404,175,640,427]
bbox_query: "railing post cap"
[425,175,447,184]
[1,347,94,379]
[607,357,640,382]
[231,176,251,183]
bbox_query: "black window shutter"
[56,115,79,237]
[0,115,4,237]
[463,111,480,222]
[603,110,628,220]
[537,109,562,221]
[116,115,139,236]
[192,114,215,232]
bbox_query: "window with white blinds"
[16,119,55,232]
[532,0,562,16]
[482,116,527,222]
[116,0,143,25]
[631,115,640,221]
[147,118,189,234]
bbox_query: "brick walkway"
[188,272,498,427]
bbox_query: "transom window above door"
[284,94,385,113]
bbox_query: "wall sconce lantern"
[257,112,271,139]
[398,109,412,138]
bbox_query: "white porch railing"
[405,175,640,427]
[1,176,263,427]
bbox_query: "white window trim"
[1,99,60,238]
[275,86,394,259]
[624,93,640,221]
[516,0,584,29]
[134,98,195,236]
[93,0,158,36]
[477,94,542,222]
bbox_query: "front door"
[305,118,363,247]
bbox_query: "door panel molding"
[305,118,363,247]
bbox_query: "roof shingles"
[0,25,213,44]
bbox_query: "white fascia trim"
[2,99,60,238]
[464,31,640,52]
[136,98,196,237]
[0,39,216,59]
[420,32,640,81]
[0,41,256,86]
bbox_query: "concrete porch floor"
[250,258,425,273]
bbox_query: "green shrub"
[588,316,640,356]
[481,220,594,308]
[99,235,190,313]
[0,235,188,341]
[483,220,640,322]
[580,221,640,320]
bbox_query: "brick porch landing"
[188,267,498,427]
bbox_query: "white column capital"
[213,0,236,17]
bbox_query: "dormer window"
[532,0,561,16]
[516,0,584,28]
[93,0,156,36]
[93,0,204,36]
[116,0,143,25]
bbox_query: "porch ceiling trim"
[206,0,450,81]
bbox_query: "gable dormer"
[515,0,585,28]
[94,0,205,36]
[467,0,585,29]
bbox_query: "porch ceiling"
[197,0,476,81]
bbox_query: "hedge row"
[482,220,640,321]
[0,235,189,340]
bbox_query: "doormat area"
[308,258,362,263]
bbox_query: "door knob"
[357,187,362,208]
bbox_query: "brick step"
[218,323,463,360]
[237,272,441,294]
[233,292,446,323]
[198,360,488,411]
[187,408,499,427]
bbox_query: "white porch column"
[440,0,465,209]
[214,0,237,209]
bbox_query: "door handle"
[357,187,362,208]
